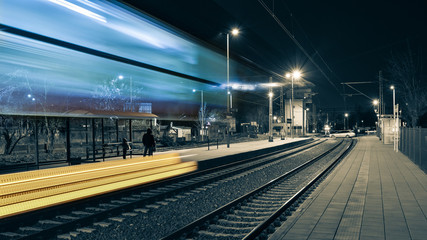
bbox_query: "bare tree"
[92,76,144,112]
[42,117,63,156]
[92,77,126,111]
[255,106,268,133]
[196,102,207,130]
[0,116,33,155]
[0,69,32,114]
[387,46,427,127]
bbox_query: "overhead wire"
[278,1,349,92]
[257,0,342,96]
[281,1,335,75]
[343,83,374,100]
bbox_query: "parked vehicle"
[329,130,356,138]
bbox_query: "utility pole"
[226,34,230,114]
[280,86,285,139]
[201,90,204,141]
[268,77,273,142]
[378,71,385,118]
[291,76,294,138]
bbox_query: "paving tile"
[361,219,383,226]
[360,236,384,240]
[310,226,337,234]
[360,224,384,238]
[269,136,427,240]
[385,231,412,240]
[308,231,336,240]
[282,232,310,240]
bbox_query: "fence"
[399,127,427,173]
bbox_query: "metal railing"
[399,127,427,173]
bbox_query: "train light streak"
[48,0,107,23]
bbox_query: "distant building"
[284,88,316,135]
[124,102,152,113]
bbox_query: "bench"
[67,157,82,165]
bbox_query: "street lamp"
[373,99,379,106]
[27,93,36,114]
[268,91,273,142]
[344,113,349,129]
[119,75,133,109]
[304,107,309,135]
[390,85,398,152]
[28,93,39,166]
[226,28,239,114]
[193,89,204,141]
[373,99,379,128]
[285,70,302,138]
[373,99,379,114]
[27,94,36,102]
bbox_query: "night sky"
[121,0,426,114]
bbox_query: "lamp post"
[344,113,349,129]
[193,89,204,141]
[268,91,273,142]
[304,107,309,135]
[226,28,239,114]
[373,99,379,132]
[390,85,398,152]
[28,94,39,167]
[119,75,133,110]
[373,99,379,114]
[285,70,301,138]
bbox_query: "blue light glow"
[0,0,265,120]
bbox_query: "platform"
[31,137,309,171]
[0,137,309,219]
[270,135,427,240]
[159,137,309,169]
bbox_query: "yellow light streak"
[0,153,197,219]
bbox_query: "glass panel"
[0,115,35,166]
[39,117,66,162]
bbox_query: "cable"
[343,83,374,101]
[257,0,342,96]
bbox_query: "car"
[329,130,356,138]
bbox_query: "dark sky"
[121,0,426,112]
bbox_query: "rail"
[243,139,355,239]
[161,139,354,240]
[0,139,319,239]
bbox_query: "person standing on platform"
[122,138,131,159]
[142,128,155,156]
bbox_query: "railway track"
[0,139,321,240]
[162,139,355,240]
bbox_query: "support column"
[92,119,96,161]
[35,118,40,168]
[66,118,70,163]
[101,118,105,161]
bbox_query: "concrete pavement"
[270,135,427,240]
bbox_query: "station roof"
[1,110,158,120]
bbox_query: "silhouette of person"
[142,128,155,156]
[122,138,130,159]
